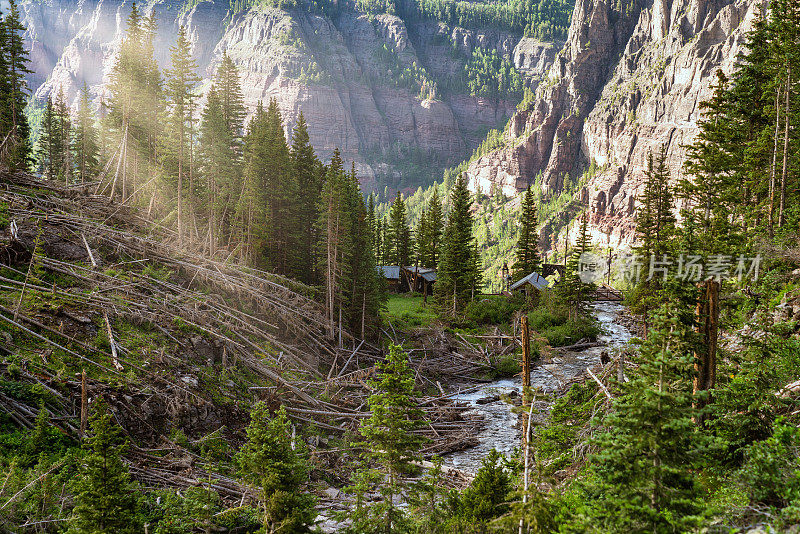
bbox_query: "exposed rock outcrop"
[465,0,760,247]
[21,0,559,190]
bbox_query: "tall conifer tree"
[72,84,101,184]
[237,404,316,533]
[435,174,482,313]
[345,164,384,338]
[584,308,704,533]
[237,102,269,266]
[165,25,200,244]
[318,149,352,342]
[1,0,32,168]
[387,193,412,267]
[198,86,237,255]
[559,211,595,318]
[426,187,444,268]
[291,112,322,283]
[513,185,540,280]
[261,98,296,274]
[346,345,426,533]
[36,97,58,180]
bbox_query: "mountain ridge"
[464,0,758,249]
[21,0,566,192]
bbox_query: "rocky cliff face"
[465,0,760,248]
[21,0,559,191]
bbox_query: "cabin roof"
[402,266,436,274]
[510,271,549,291]
[420,271,437,282]
[377,266,401,280]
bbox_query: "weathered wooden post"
[693,279,719,424]
[521,315,531,399]
[520,315,531,455]
[519,315,532,534]
[80,369,88,438]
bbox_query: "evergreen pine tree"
[425,187,444,268]
[54,90,72,184]
[452,449,515,527]
[346,344,426,534]
[435,174,482,313]
[72,83,100,184]
[559,211,595,318]
[290,112,322,283]
[236,102,269,266]
[36,96,58,180]
[415,209,430,267]
[513,185,540,281]
[263,98,297,275]
[216,52,246,143]
[67,400,139,534]
[198,86,237,255]
[579,307,704,533]
[680,71,742,255]
[0,9,9,146]
[138,9,163,177]
[344,163,384,338]
[318,148,353,342]
[387,193,412,266]
[1,0,32,168]
[367,193,378,261]
[237,404,316,534]
[106,2,143,198]
[415,188,444,269]
[631,148,676,317]
[165,25,201,244]
[36,90,71,182]
[374,216,386,266]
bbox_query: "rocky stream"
[442,302,633,474]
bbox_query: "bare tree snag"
[104,312,124,372]
[769,83,781,238]
[779,69,791,228]
[693,279,719,423]
[520,315,531,455]
[588,368,612,399]
[80,369,88,438]
[521,315,531,399]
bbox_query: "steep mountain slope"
[21,0,562,192]
[465,0,759,248]
[0,170,483,522]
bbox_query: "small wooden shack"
[401,266,437,296]
[377,265,401,292]
[510,271,550,295]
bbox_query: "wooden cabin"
[510,271,550,296]
[377,265,401,292]
[401,266,437,296]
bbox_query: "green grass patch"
[383,294,438,328]
[463,294,524,327]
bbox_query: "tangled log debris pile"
[0,171,497,498]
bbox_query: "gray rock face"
[465,0,759,247]
[21,0,559,190]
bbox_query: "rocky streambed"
[442,302,633,474]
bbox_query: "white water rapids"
[442,302,633,473]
